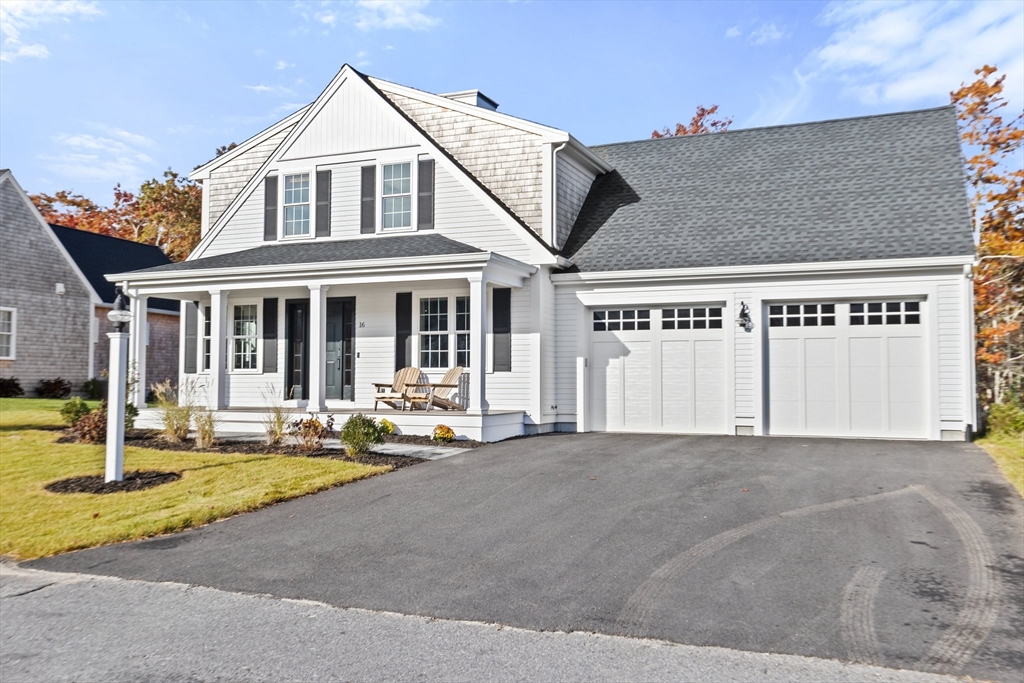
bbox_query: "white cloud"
[0,0,101,62]
[355,0,439,31]
[244,84,296,97]
[275,60,295,70]
[749,22,783,45]
[812,0,1024,109]
[318,11,337,27]
[40,128,154,185]
[725,26,741,39]
[245,84,273,94]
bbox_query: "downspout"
[551,142,568,249]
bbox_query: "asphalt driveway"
[30,434,1024,682]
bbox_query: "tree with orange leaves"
[652,104,733,138]
[951,65,1024,409]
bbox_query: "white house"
[113,65,976,442]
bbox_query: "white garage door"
[767,300,928,438]
[591,306,728,434]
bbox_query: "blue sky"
[1,0,1022,205]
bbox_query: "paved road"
[30,434,1024,682]
[1,564,963,683]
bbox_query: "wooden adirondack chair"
[372,366,421,410]
[405,366,464,411]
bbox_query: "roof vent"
[439,89,498,111]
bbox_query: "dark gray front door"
[325,297,356,400]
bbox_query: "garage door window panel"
[663,307,721,330]
[594,309,650,332]
[769,303,835,327]
[851,301,921,326]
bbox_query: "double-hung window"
[419,297,449,368]
[283,173,310,237]
[455,296,470,367]
[232,304,259,370]
[382,163,411,229]
[0,308,15,360]
[201,305,212,371]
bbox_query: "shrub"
[72,402,107,443]
[260,386,288,447]
[432,424,455,443]
[0,377,24,398]
[339,414,383,456]
[378,418,395,435]
[988,401,1024,436]
[289,413,336,454]
[193,408,218,450]
[81,377,107,401]
[124,402,139,430]
[151,379,193,442]
[35,378,72,399]
[60,397,92,426]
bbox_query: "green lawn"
[977,432,1024,498]
[0,398,386,560]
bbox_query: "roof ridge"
[590,105,956,150]
[49,224,166,250]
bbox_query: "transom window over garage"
[851,301,920,325]
[663,307,723,330]
[769,303,836,327]
[594,309,650,331]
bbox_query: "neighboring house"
[111,65,975,441]
[0,169,178,395]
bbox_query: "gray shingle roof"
[563,106,974,272]
[125,233,483,275]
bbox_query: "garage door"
[591,306,727,434]
[767,300,927,438]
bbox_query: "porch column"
[468,274,488,414]
[208,289,228,410]
[308,284,327,411]
[128,294,148,408]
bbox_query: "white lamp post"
[105,289,133,483]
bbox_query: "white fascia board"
[566,135,613,174]
[551,255,976,285]
[1,173,102,306]
[370,77,570,140]
[189,106,310,180]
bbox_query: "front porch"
[133,406,526,443]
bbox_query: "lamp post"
[105,289,133,482]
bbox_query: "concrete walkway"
[0,564,962,683]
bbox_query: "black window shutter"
[315,170,331,237]
[262,298,278,373]
[264,176,278,241]
[360,165,376,234]
[183,302,198,374]
[395,292,412,371]
[417,159,434,230]
[493,288,511,372]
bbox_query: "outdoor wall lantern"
[107,288,133,331]
[737,301,754,332]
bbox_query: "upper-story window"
[382,163,411,229]
[283,173,310,237]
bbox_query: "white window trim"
[280,171,316,241]
[0,307,16,360]
[413,290,471,371]
[229,299,262,374]
[379,160,416,233]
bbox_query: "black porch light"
[107,287,133,332]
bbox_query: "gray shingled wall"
[0,175,94,393]
[208,127,294,229]
[382,91,546,235]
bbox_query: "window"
[232,304,259,370]
[0,308,15,360]
[283,173,310,236]
[456,296,470,367]
[202,305,212,371]
[419,297,448,368]
[851,301,920,326]
[593,309,650,332]
[382,163,412,229]
[769,303,836,327]
[662,307,723,330]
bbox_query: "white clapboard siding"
[327,162,362,240]
[279,82,418,160]
[553,286,583,418]
[734,290,755,419]
[936,281,963,421]
[201,184,266,257]
[486,278,533,411]
[208,127,293,229]
[539,271,559,425]
[556,153,596,249]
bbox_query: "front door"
[285,300,309,400]
[325,297,356,400]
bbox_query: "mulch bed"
[384,433,482,449]
[46,470,181,495]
